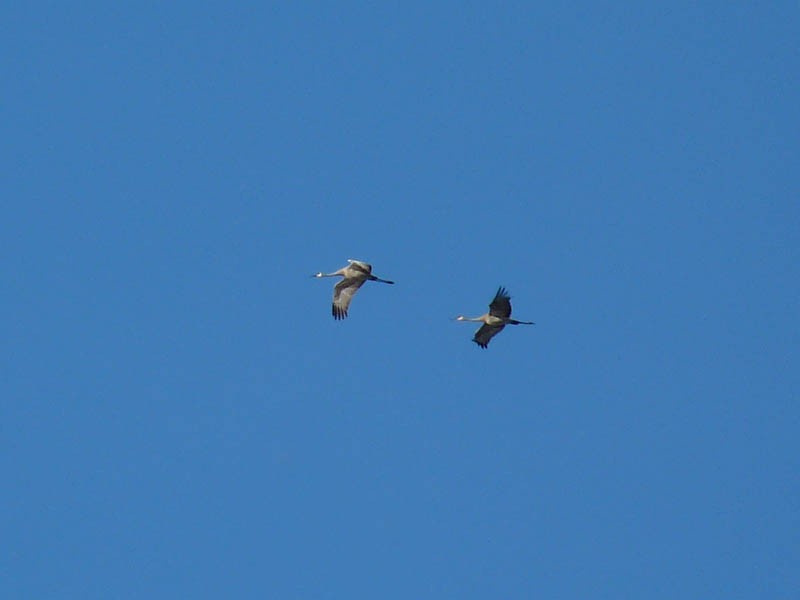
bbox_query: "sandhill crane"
[456,286,534,348]
[313,259,395,320]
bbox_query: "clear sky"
[3,2,799,598]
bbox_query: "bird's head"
[312,272,324,278]
[455,315,466,321]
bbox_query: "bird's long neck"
[315,272,342,278]
[460,316,484,322]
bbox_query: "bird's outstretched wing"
[332,278,366,320]
[473,323,505,349]
[347,260,373,276]
[488,286,512,318]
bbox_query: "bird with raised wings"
[456,286,534,348]
[313,259,395,320]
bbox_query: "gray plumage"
[456,286,534,348]
[313,259,394,320]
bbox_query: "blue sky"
[3,2,799,598]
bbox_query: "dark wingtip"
[332,305,348,320]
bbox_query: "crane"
[456,286,534,348]
[313,259,394,320]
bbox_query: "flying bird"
[313,259,394,320]
[456,286,534,348]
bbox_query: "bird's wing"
[488,286,512,318]
[347,260,372,275]
[332,277,366,320]
[473,323,505,349]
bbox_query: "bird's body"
[456,286,534,348]
[314,259,394,319]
